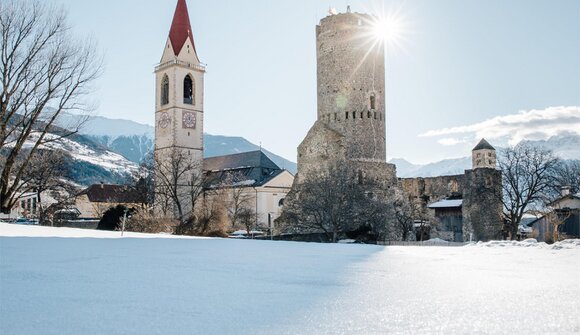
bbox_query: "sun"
[370,11,408,49]
[372,14,405,45]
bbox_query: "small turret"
[472,138,496,169]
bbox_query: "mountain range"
[54,114,579,184]
[56,114,298,176]
[390,134,580,177]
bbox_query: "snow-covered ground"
[1,224,579,335]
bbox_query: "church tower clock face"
[158,112,170,129]
[182,111,196,129]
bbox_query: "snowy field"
[1,224,579,335]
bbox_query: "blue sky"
[56,0,579,164]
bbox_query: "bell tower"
[154,0,205,218]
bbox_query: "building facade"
[203,151,294,233]
[404,139,503,242]
[154,0,205,218]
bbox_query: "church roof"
[169,0,197,57]
[204,150,279,171]
[203,151,283,188]
[472,138,495,151]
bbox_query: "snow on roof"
[428,199,463,208]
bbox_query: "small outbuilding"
[428,198,464,242]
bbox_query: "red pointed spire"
[169,0,197,57]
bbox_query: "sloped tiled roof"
[79,184,143,204]
[472,138,495,151]
[204,150,279,171]
[203,151,283,188]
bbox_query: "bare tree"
[393,193,418,241]
[283,162,389,243]
[238,206,257,237]
[548,160,580,199]
[175,188,227,237]
[218,171,256,230]
[499,144,560,239]
[19,149,68,223]
[154,149,201,221]
[0,1,101,213]
[123,152,155,211]
[546,209,571,243]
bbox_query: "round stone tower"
[316,13,386,162]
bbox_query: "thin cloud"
[437,138,469,146]
[420,106,580,146]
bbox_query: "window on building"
[345,111,349,119]
[370,94,376,110]
[183,75,193,104]
[161,75,169,105]
[278,198,285,207]
[32,198,37,214]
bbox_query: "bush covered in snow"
[472,238,580,250]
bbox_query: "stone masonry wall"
[316,13,386,162]
[463,168,503,241]
[400,174,466,205]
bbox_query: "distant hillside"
[57,113,297,174]
[390,157,471,178]
[27,132,138,186]
[57,114,579,179]
[391,135,580,178]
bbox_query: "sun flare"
[373,15,404,44]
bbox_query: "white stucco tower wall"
[154,0,205,219]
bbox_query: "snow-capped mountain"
[520,134,580,160]
[58,114,298,173]
[390,157,472,178]
[20,132,138,186]
[391,134,580,178]
[56,114,578,179]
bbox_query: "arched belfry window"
[161,75,169,105]
[183,75,194,105]
[370,94,376,110]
